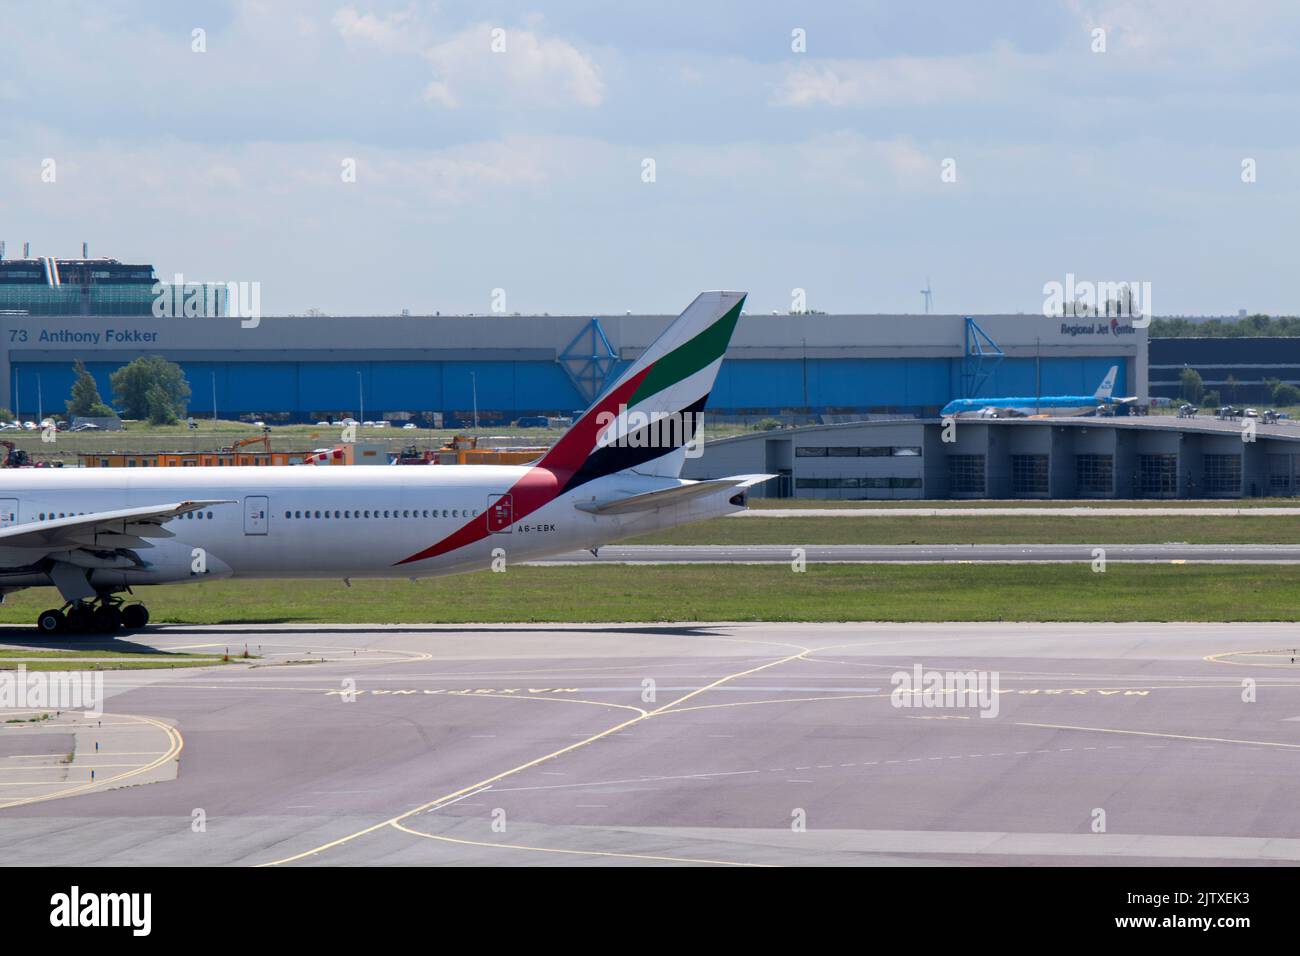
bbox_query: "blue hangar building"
[0,311,1146,424]
[0,251,1147,422]
[0,306,1147,424]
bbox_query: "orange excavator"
[219,427,272,455]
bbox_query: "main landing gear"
[36,597,150,635]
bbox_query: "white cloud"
[772,52,1012,108]
[421,23,604,109]
[331,5,424,55]
[1065,0,1298,64]
[329,13,604,109]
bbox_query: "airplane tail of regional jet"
[1094,365,1119,400]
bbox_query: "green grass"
[7,420,496,463]
[0,565,1296,624]
[629,515,1300,545]
[0,647,231,670]
[8,417,774,463]
[1,661,227,671]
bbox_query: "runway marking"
[1017,721,1300,750]
[660,692,889,715]
[321,688,647,716]
[808,654,1300,684]
[1205,648,1300,669]
[414,787,491,815]
[419,692,645,716]
[0,713,183,811]
[149,639,435,667]
[4,753,76,759]
[655,680,1292,719]
[0,764,150,772]
[257,641,813,866]
[389,818,768,867]
[0,781,84,786]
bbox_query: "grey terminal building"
[684,416,1300,500]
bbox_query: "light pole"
[357,371,364,424]
[1035,337,1041,414]
[471,372,479,432]
[211,372,218,422]
[801,337,808,419]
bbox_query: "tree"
[65,359,115,418]
[1150,314,1300,338]
[1201,389,1221,408]
[1178,367,1204,405]
[1272,383,1300,407]
[1223,374,1238,403]
[110,356,191,421]
[145,383,179,425]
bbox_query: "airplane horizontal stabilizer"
[575,474,774,515]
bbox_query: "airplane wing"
[0,500,234,554]
[575,476,774,515]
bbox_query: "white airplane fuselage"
[0,291,760,632]
[0,465,746,593]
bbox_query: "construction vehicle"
[1,440,29,468]
[219,427,271,455]
[433,434,546,466]
[394,444,438,465]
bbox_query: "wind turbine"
[920,277,933,314]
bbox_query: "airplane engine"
[86,537,234,590]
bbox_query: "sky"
[2,0,1299,317]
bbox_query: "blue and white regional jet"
[940,366,1118,418]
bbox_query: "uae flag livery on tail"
[543,290,745,490]
[395,291,747,565]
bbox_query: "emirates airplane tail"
[0,291,771,635]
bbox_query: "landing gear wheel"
[65,604,94,633]
[92,605,122,633]
[36,609,65,634]
[120,604,149,630]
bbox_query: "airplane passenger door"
[0,499,16,528]
[243,496,269,535]
[487,494,513,533]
